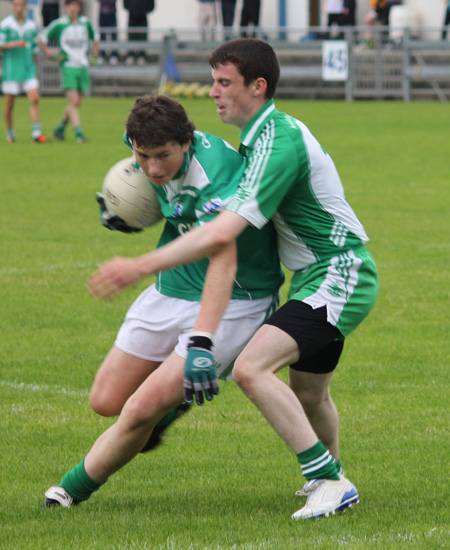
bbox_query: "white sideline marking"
[0,261,99,275]
[0,380,89,398]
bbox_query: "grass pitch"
[0,96,449,549]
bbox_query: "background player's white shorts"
[115,285,279,380]
[1,78,39,95]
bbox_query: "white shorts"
[115,285,279,380]
[1,78,39,95]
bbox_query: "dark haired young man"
[88,40,379,520]
[41,95,283,508]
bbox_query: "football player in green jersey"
[38,0,99,142]
[0,0,49,143]
[88,39,379,521]
[41,95,283,508]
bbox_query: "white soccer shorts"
[115,284,278,380]
[1,78,39,95]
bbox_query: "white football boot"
[291,475,359,520]
[41,486,74,508]
[295,467,345,496]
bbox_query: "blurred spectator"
[365,0,402,28]
[442,0,450,40]
[97,0,118,65]
[124,0,155,65]
[221,0,236,40]
[198,0,217,42]
[343,0,356,26]
[323,0,345,38]
[240,0,260,38]
[41,0,60,27]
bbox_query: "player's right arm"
[0,39,26,50]
[88,209,248,299]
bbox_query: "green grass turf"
[0,96,449,549]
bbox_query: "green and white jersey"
[40,15,98,67]
[125,131,284,301]
[227,100,369,273]
[0,15,38,82]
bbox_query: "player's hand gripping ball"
[100,157,164,231]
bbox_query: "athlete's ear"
[251,77,268,98]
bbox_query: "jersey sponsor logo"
[196,131,212,149]
[202,197,223,213]
[64,38,87,48]
[178,222,194,235]
[173,202,183,217]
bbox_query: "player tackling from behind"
[0,0,49,143]
[87,39,379,520]
[41,95,283,509]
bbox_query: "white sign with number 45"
[322,41,349,81]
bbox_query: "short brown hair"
[126,95,195,149]
[209,39,280,99]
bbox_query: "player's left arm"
[184,240,237,406]
[91,37,100,58]
[89,22,100,58]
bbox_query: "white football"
[102,157,164,229]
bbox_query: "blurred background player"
[0,0,49,143]
[39,0,99,143]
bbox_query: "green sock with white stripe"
[297,441,340,481]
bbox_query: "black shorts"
[265,300,344,374]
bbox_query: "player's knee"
[89,389,121,417]
[120,395,156,432]
[232,355,256,393]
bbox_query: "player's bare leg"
[27,88,40,126]
[233,324,358,520]
[27,88,48,142]
[84,350,186,482]
[89,346,162,417]
[4,94,15,141]
[232,324,318,453]
[288,370,339,460]
[64,89,82,128]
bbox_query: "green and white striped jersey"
[39,15,98,67]
[126,131,284,301]
[227,100,369,273]
[0,15,38,82]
